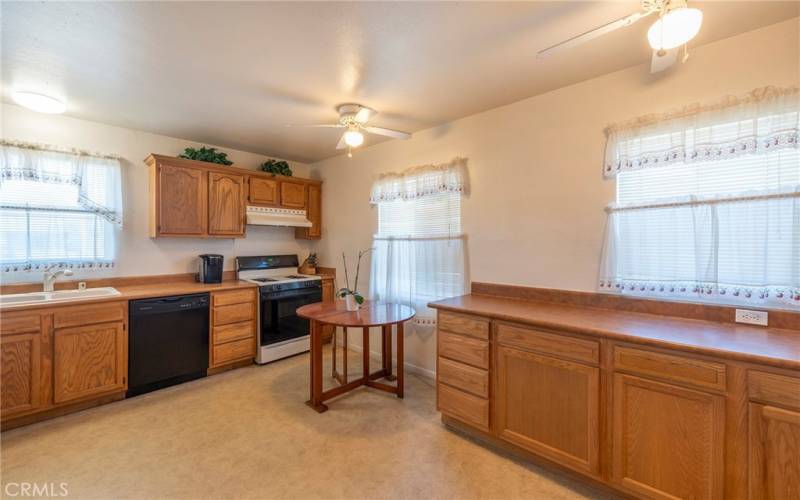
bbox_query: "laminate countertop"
[0,280,258,312]
[429,294,800,370]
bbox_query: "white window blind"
[0,144,122,272]
[600,94,799,307]
[370,161,469,325]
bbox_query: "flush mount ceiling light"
[647,5,703,50]
[537,0,703,74]
[12,90,66,114]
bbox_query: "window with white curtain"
[370,158,468,325]
[0,143,123,272]
[599,86,799,307]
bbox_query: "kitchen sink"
[0,287,121,307]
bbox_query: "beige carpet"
[1,347,608,500]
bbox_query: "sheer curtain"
[0,142,123,272]
[600,86,799,307]
[370,159,468,325]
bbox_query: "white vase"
[344,294,359,311]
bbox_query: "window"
[370,159,468,324]
[600,87,799,307]
[0,144,123,272]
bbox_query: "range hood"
[246,206,312,228]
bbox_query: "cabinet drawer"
[614,346,726,392]
[439,357,489,398]
[438,330,489,369]
[749,371,800,410]
[0,311,41,336]
[53,301,126,329]
[438,311,489,340]
[212,288,256,307]
[213,302,255,326]
[212,337,255,366]
[496,322,599,365]
[213,321,255,345]
[438,383,489,430]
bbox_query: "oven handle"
[261,288,322,301]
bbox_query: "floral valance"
[369,157,468,204]
[603,86,799,178]
[0,141,124,225]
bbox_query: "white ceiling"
[3,1,798,163]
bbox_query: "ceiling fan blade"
[537,10,651,58]
[363,126,411,140]
[285,123,343,128]
[336,133,347,150]
[650,48,678,73]
[354,106,377,124]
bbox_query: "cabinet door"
[249,177,278,206]
[54,322,126,404]
[208,171,245,236]
[1,333,42,417]
[280,181,306,209]
[496,345,600,474]
[749,403,800,499]
[612,373,725,500]
[157,164,207,236]
[296,183,321,239]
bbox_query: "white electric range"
[236,255,322,364]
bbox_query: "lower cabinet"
[496,345,600,474]
[210,289,257,368]
[748,404,800,499]
[0,301,128,426]
[53,321,126,404]
[1,332,42,417]
[612,373,725,500]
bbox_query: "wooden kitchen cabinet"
[53,321,127,404]
[210,288,257,369]
[612,373,725,500]
[208,172,245,237]
[496,344,600,474]
[280,180,306,209]
[146,154,323,240]
[296,183,321,239]
[154,163,208,236]
[248,177,279,206]
[1,332,42,417]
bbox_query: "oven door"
[260,286,322,346]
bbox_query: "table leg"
[382,324,396,381]
[362,326,370,381]
[396,321,404,398]
[306,319,328,413]
[342,327,348,384]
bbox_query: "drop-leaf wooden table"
[297,300,415,412]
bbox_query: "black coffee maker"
[198,254,223,283]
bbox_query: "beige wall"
[1,103,314,283]
[311,19,800,375]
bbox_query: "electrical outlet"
[735,309,768,326]
[78,281,87,291]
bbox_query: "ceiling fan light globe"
[344,129,364,147]
[647,8,703,50]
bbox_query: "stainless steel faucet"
[43,265,74,292]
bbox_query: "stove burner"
[251,278,278,282]
[283,275,308,279]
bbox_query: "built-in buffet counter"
[429,284,799,500]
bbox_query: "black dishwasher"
[128,293,209,397]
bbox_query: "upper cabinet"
[208,172,245,236]
[296,183,321,239]
[146,155,322,239]
[279,181,306,209]
[248,177,278,206]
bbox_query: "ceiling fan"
[288,104,411,157]
[537,0,703,73]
